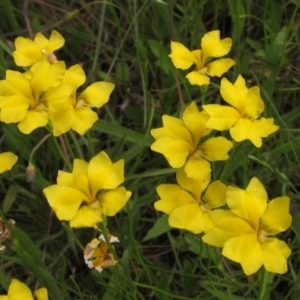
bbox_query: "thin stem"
[29,133,51,163]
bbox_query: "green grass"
[0,0,300,299]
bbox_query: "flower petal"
[155,184,195,214]
[57,171,73,187]
[169,203,204,234]
[70,205,102,228]
[79,82,115,108]
[261,238,291,274]
[201,30,232,62]
[72,108,99,135]
[184,156,211,180]
[13,37,41,66]
[176,167,209,200]
[244,86,265,119]
[182,101,208,145]
[151,137,191,168]
[227,177,267,230]
[99,187,131,216]
[153,115,193,143]
[260,196,292,235]
[6,279,33,300]
[202,210,253,247]
[18,110,48,134]
[88,152,124,196]
[47,30,65,52]
[220,76,247,112]
[169,41,198,69]
[230,118,262,147]
[0,95,30,123]
[186,71,210,86]
[64,64,86,88]
[43,185,87,220]
[49,103,74,136]
[253,117,279,138]
[0,152,18,173]
[202,180,226,209]
[222,234,263,275]
[199,137,233,161]
[35,288,48,300]
[206,58,235,77]
[202,104,240,130]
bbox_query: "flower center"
[41,49,58,64]
[257,229,268,243]
[198,67,207,74]
[75,99,86,109]
[191,148,203,159]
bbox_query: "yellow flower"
[154,168,226,234]
[43,151,131,228]
[0,58,73,134]
[203,177,292,275]
[84,234,119,272]
[151,101,233,180]
[0,278,48,300]
[203,75,279,147]
[12,30,64,66]
[169,30,235,86]
[0,152,18,173]
[48,64,115,136]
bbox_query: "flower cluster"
[0,30,115,136]
[150,29,290,275]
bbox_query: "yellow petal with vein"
[203,180,226,209]
[186,71,210,86]
[169,41,197,69]
[47,30,65,51]
[72,108,98,135]
[99,187,131,216]
[227,178,267,230]
[184,156,211,180]
[88,152,124,196]
[220,76,246,112]
[260,196,292,235]
[206,58,235,77]
[203,104,240,130]
[199,137,233,161]
[261,238,291,274]
[43,185,87,220]
[201,30,232,62]
[202,210,253,247]
[13,37,41,66]
[176,167,209,200]
[155,184,195,214]
[223,234,263,275]
[151,137,191,168]
[79,82,115,108]
[18,110,48,134]
[254,117,279,137]
[230,118,262,147]
[64,64,86,87]
[70,205,102,228]
[169,203,204,234]
[0,95,30,123]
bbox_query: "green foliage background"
[0,0,300,299]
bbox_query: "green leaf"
[143,214,170,241]
[93,119,152,147]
